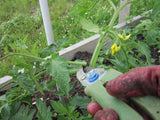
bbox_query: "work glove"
[87,66,160,120]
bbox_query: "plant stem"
[89,1,130,67]
[69,69,78,74]
[35,70,46,78]
[67,61,87,66]
[107,0,116,11]
[109,1,130,26]
[89,33,108,67]
[0,53,45,62]
[121,46,129,70]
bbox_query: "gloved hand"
[87,66,160,120]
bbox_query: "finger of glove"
[94,108,119,120]
[87,101,102,115]
[106,66,160,97]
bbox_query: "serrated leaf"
[0,102,35,120]
[70,95,91,109]
[36,99,52,120]
[138,41,151,65]
[146,30,159,45]
[10,105,35,120]
[50,100,67,114]
[45,55,70,97]
[109,59,128,73]
[41,81,56,92]
[80,18,100,33]
[70,0,98,16]
[15,74,34,94]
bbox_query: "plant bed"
[0,1,160,120]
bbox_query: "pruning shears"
[76,67,143,120]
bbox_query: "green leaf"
[39,46,54,58]
[10,105,35,120]
[80,18,100,33]
[36,99,52,120]
[109,59,128,73]
[0,102,35,120]
[34,78,45,95]
[45,55,70,97]
[41,81,56,92]
[70,95,91,109]
[145,29,159,45]
[50,100,67,115]
[15,74,34,94]
[137,41,151,65]
[21,95,32,105]
[70,0,98,16]
[151,1,160,19]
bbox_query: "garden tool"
[77,67,144,120]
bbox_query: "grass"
[0,0,155,51]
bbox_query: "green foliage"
[45,55,71,97]
[0,102,35,120]
[151,0,160,19]
[137,41,151,65]
[0,13,43,49]
[14,74,34,94]
[0,0,159,119]
[70,95,91,109]
[51,100,88,120]
[36,99,52,120]
[51,100,68,114]
[80,18,100,33]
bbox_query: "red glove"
[87,66,160,120]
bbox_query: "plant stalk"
[0,53,45,62]
[121,46,129,70]
[89,1,131,67]
[107,0,116,11]
[109,1,131,26]
[67,61,87,66]
[89,33,108,67]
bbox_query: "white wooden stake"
[39,0,55,51]
[39,0,65,102]
[119,0,131,23]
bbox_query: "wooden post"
[119,0,131,23]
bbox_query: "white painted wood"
[119,0,131,23]
[39,0,56,51]
[0,11,151,92]
[0,76,12,91]
[59,34,100,60]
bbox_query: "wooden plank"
[0,76,12,91]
